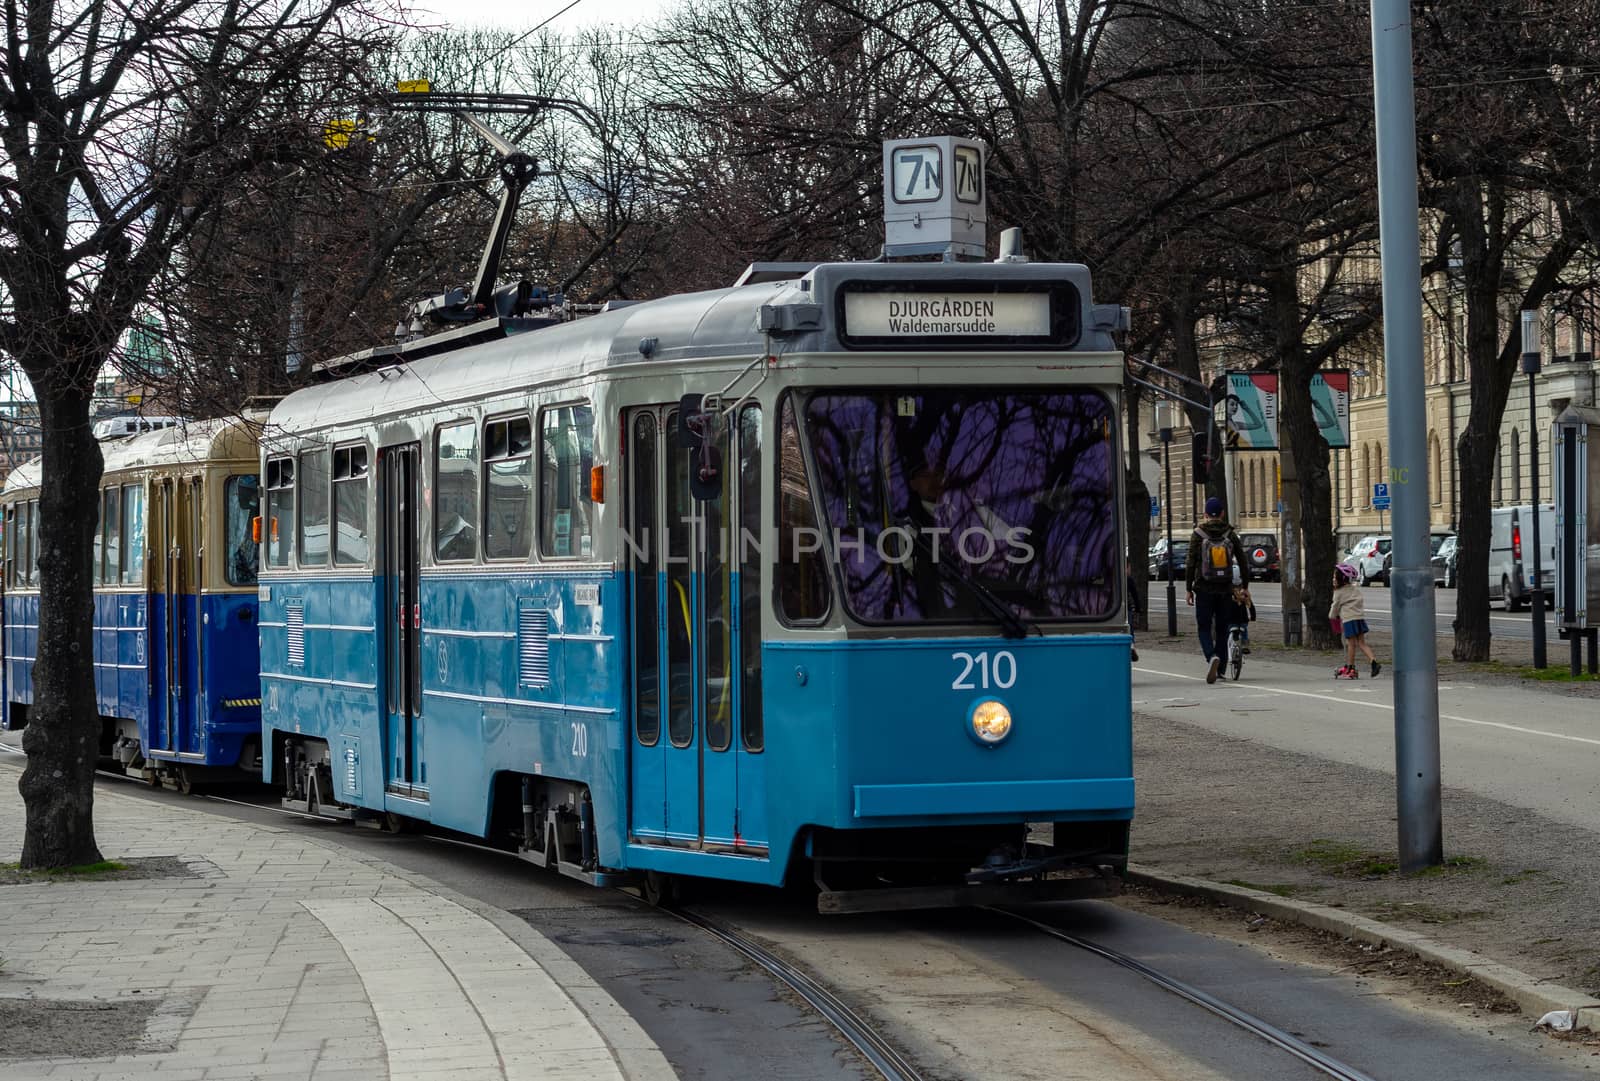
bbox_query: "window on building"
[1511,430,1521,502]
[332,446,369,566]
[435,421,479,561]
[483,415,533,560]
[1430,434,1442,506]
[540,404,594,559]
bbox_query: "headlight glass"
[970,699,1013,744]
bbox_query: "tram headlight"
[969,699,1013,745]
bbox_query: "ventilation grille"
[286,601,305,667]
[518,605,550,687]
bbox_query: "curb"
[1127,864,1600,1029]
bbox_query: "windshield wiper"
[900,522,1037,639]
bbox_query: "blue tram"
[2,418,264,790]
[258,256,1135,910]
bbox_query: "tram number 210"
[951,650,1018,691]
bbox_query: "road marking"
[1134,665,1600,749]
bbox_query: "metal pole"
[1523,311,1547,668]
[1161,411,1178,637]
[1370,0,1443,871]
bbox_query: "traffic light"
[1192,430,1212,486]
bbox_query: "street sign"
[1372,482,1391,510]
[1150,495,1160,519]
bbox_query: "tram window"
[226,475,261,585]
[2,504,12,587]
[738,406,764,752]
[630,413,659,747]
[102,486,121,584]
[27,499,39,587]
[435,422,479,562]
[91,493,104,583]
[540,404,594,559]
[804,389,1118,623]
[332,447,369,566]
[483,416,532,560]
[299,448,330,567]
[665,411,693,748]
[122,484,145,585]
[265,457,295,568]
[704,418,732,753]
[776,397,831,623]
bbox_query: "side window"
[122,484,145,585]
[299,449,330,567]
[102,486,122,584]
[435,422,479,562]
[332,446,370,566]
[26,499,39,587]
[225,475,261,586]
[92,492,105,583]
[540,403,595,559]
[776,396,831,623]
[483,415,532,560]
[4,504,14,587]
[265,457,295,568]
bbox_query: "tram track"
[992,906,1379,1081]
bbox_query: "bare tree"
[0,0,399,867]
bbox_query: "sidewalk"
[1127,634,1600,1027]
[0,754,673,1081]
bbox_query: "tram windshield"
[802,389,1118,624]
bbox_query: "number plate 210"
[951,650,1017,691]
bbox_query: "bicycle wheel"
[1229,632,1243,680]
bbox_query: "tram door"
[628,406,766,853]
[380,444,426,799]
[150,476,200,756]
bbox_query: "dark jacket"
[1185,518,1248,594]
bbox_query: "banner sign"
[842,291,1050,338]
[1311,370,1351,449]
[1226,372,1279,450]
[1224,369,1352,451]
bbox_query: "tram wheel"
[640,870,678,908]
[174,767,194,796]
[382,811,417,834]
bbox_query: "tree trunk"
[18,383,105,869]
[1269,261,1339,649]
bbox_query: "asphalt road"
[1147,579,1555,642]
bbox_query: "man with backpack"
[1186,496,1248,684]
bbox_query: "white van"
[1489,504,1556,610]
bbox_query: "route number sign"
[891,145,942,203]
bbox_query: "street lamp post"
[1521,310,1547,669]
[1158,403,1178,637]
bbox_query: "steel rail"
[993,907,1378,1081]
[668,906,924,1081]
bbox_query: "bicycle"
[1225,622,1247,681]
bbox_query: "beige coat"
[1329,582,1364,623]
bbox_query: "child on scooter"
[1330,563,1380,678]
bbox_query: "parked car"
[1149,537,1187,581]
[1432,534,1459,588]
[1349,534,1392,585]
[1238,532,1280,582]
[1381,532,1455,588]
[1489,504,1555,610]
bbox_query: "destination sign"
[843,291,1051,338]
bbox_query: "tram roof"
[2,415,262,497]
[269,260,1113,438]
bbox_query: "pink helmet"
[1334,562,1358,583]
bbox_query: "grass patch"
[1501,869,1544,886]
[1412,854,1488,877]
[0,859,129,877]
[1465,659,1600,683]
[1291,840,1399,878]
[1223,878,1306,897]
[1371,901,1486,924]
